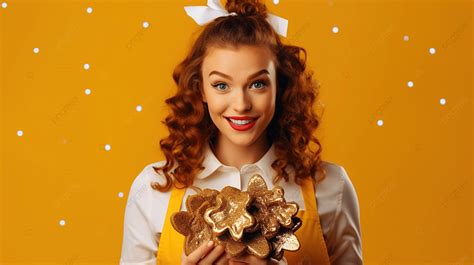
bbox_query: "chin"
[226,140,254,148]
[226,135,259,147]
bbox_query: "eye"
[251,80,267,89]
[211,80,267,91]
[211,82,228,91]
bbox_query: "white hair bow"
[184,0,288,37]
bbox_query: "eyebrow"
[208,69,270,80]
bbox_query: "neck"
[211,133,271,170]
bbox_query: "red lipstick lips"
[226,116,258,120]
[225,116,258,131]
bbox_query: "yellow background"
[1,0,472,264]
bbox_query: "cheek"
[258,96,276,115]
[260,87,276,107]
[206,97,226,117]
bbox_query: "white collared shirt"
[120,143,363,265]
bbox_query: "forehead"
[202,45,276,76]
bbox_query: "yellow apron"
[156,177,331,264]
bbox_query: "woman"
[120,0,363,264]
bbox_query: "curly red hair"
[151,0,326,192]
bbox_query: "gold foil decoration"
[204,186,255,241]
[215,230,271,258]
[170,189,218,255]
[169,174,302,260]
[270,217,303,259]
[248,174,299,239]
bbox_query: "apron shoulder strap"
[285,176,331,265]
[156,186,186,265]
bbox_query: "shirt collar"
[196,141,277,181]
[195,142,222,179]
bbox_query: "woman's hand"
[181,240,288,265]
[228,254,286,265]
[181,240,228,265]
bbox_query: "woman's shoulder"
[133,159,174,185]
[318,159,360,218]
[124,160,175,235]
[317,160,358,202]
[317,161,362,262]
[319,160,353,186]
[143,160,170,184]
[126,160,171,204]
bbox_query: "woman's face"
[201,45,277,148]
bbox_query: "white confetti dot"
[377,119,384,127]
[104,144,111,151]
[403,35,409,41]
[142,21,149,29]
[332,26,339,34]
[83,63,90,70]
[17,130,23,137]
[136,105,142,112]
[429,47,436,54]
[439,98,446,105]
[59,219,66,226]
[273,0,279,4]
[84,88,91,95]
[33,47,39,54]
[86,7,93,14]
[1,2,7,8]
[118,192,124,198]
[407,81,414,88]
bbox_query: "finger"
[229,254,249,264]
[198,244,225,264]
[228,256,249,265]
[214,252,232,265]
[185,240,215,264]
[229,259,250,265]
[246,255,266,265]
[230,254,268,265]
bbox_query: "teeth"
[229,118,253,125]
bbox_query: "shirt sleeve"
[120,168,158,265]
[329,166,364,265]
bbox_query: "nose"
[232,89,252,112]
